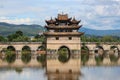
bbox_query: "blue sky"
[0,0,120,30]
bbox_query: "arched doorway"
[110,46,119,62]
[81,46,89,65]
[21,46,31,63]
[57,46,70,63]
[36,46,46,64]
[5,46,16,63]
[94,46,104,65]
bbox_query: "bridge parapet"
[0,42,43,51]
[0,42,42,45]
[81,42,120,51]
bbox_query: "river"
[0,66,120,80]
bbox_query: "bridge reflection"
[47,72,81,80]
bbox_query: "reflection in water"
[0,67,120,80]
[15,68,23,73]
[47,72,81,80]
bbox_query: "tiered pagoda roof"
[44,32,84,36]
[45,25,82,29]
[45,18,56,25]
[69,17,81,25]
[45,13,80,26]
[44,13,84,36]
[55,14,72,21]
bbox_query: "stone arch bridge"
[0,42,120,55]
[0,42,120,67]
[81,42,120,54]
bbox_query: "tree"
[0,35,7,42]
[34,34,45,42]
[7,31,30,42]
[16,31,23,36]
[102,36,113,42]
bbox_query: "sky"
[0,0,120,30]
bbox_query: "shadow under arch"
[110,46,119,62]
[21,46,31,63]
[22,46,31,51]
[37,46,46,51]
[7,46,16,51]
[57,46,71,63]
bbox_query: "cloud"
[0,0,120,30]
[0,17,34,24]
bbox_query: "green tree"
[0,35,7,42]
[16,31,23,36]
[34,34,45,42]
[102,36,113,42]
[7,31,30,42]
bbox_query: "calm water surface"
[0,67,120,80]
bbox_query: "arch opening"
[37,46,46,64]
[37,46,46,51]
[57,46,70,63]
[5,46,16,63]
[94,46,104,65]
[21,46,31,63]
[110,46,119,62]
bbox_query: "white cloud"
[0,0,120,30]
[0,17,34,24]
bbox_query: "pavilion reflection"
[46,72,81,80]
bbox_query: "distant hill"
[0,22,120,37]
[0,22,44,36]
[79,28,120,37]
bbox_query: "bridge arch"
[94,45,104,56]
[94,45,104,64]
[110,46,119,56]
[109,46,119,62]
[7,46,16,51]
[22,46,31,51]
[37,46,46,51]
[5,46,16,63]
[21,46,31,63]
[81,46,89,54]
[57,46,71,63]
